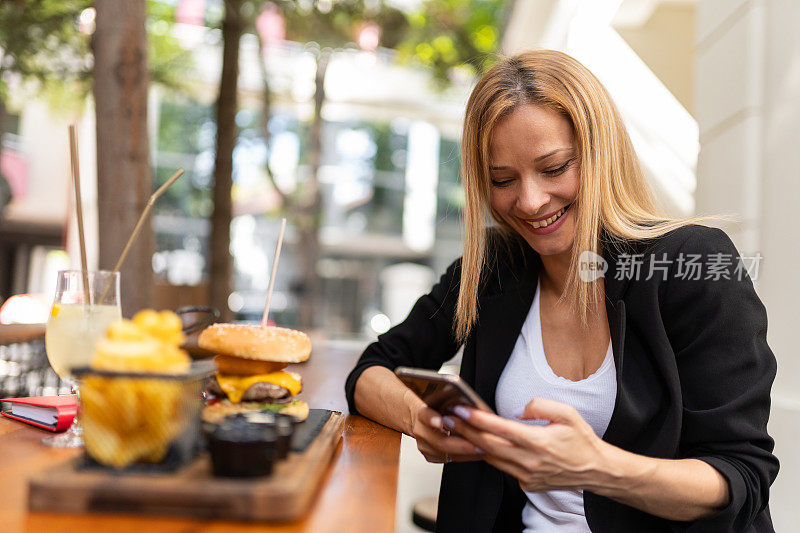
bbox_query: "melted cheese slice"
[216,371,302,403]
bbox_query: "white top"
[495,280,617,532]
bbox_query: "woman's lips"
[519,203,572,235]
[528,205,565,223]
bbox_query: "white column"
[403,121,440,252]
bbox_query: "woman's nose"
[515,178,550,215]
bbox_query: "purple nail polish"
[442,416,455,430]
[475,447,485,454]
[453,405,471,419]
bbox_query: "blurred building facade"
[0,21,470,341]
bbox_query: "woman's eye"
[543,162,570,175]
[490,178,513,187]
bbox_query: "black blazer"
[345,224,779,532]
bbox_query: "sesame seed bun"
[198,323,311,364]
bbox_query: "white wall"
[8,100,98,271]
[694,1,800,529]
[11,101,71,224]
[614,2,696,114]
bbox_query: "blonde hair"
[455,49,721,343]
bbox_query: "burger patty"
[206,376,291,402]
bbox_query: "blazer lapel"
[459,254,539,533]
[473,279,538,410]
[603,243,630,375]
[599,242,635,445]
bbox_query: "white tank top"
[495,280,617,532]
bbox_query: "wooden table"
[0,341,401,533]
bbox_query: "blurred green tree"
[0,0,191,157]
[397,0,507,87]
[208,0,244,322]
[204,0,327,320]
[146,1,196,91]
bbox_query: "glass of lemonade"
[44,270,121,447]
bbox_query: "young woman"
[344,50,778,532]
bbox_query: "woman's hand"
[448,398,611,491]
[410,401,486,464]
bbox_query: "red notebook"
[1,395,77,432]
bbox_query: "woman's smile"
[519,203,573,234]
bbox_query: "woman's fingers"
[482,453,534,487]
[483,453,557,493]
[418,425,483,455]
[518,397,580,425]
[449,416,520,460]
[415,407,481,452]
[418,406,447,432]
[417,437,483,463]
[417,439,484,464]
[450,453,485,462]
[413,406,489,464]
[414,413,484,463]
[452,411,540,457]
[451,406,545,449]
[417,441,447,463]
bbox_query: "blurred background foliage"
[0,0,507,334]
[0,0,92,101]
[0,0,192,105]
[398,0,507,86]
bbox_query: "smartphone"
[395,366,494,414]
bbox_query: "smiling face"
[488,104,579,258]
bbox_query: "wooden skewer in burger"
[200,219,311,422]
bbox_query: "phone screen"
[403,377,468,414]
[395,367,493,414]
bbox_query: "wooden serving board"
[28,411,345,522]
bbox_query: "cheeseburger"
[198,324,311,422]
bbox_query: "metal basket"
[73,361,213,471]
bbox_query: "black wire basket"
[73,361,214,471]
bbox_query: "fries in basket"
[80,310,193,469]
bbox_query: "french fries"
[81,310,192,469]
